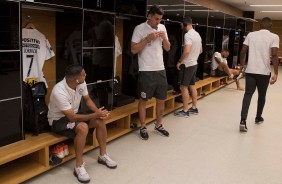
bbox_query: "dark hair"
[65,64,83,79]
[261,17,272,29]
[182,16,193,26]
[222,48,230,53]
[148,5,164,16]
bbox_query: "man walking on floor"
[239,17,279,132]
[174,16,202,118]
[131,5,171,140]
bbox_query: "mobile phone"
[177,64,185,84]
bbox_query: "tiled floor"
[24,68,282,184]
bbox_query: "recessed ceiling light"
[191,10,218,12]
[261,11,282,12]
[250,5,282,7]
[163,9,184,12]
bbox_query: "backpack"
[23,81,50,135]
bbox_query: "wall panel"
[254,21,282,57]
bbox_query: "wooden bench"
[0,76,233,184]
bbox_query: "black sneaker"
[239,120,248,132]
[140,127,149,140]
[155,124,169,137]
[188,107,199,115]
[49,153,62,166]
[255,117,264,124]
[174,110,189,118]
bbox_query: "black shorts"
[138,70,168,100]
[215,68,228,77]
[51,115,94,139]
[179,65,198,86]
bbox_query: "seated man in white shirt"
[48,64,117,183]
[211,49,244,90]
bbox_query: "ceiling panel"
[220,0,282,20]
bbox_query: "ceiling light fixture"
[147,4,200,7]
[261,11,282,12]
[163,9,184,12]
[191,10,218,12]
[250,5,282,7]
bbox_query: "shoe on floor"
[239,120,248,132]
[188,107,199,115]
[155,124,169,137]
[58,143,69,157]
[174,110,189,118]
[49,153,62,166]
[255,117,264,124]
[98,154,117,169]
[140,127,149,140]
[74,162,90,183]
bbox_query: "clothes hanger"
[24,15,36,29]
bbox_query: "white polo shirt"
[211,52,227,70]
[47,78,88,125]
[244,29,280,75]
[131,21,168,71]
[183,29,202,67]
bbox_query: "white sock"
[236,73,243,80]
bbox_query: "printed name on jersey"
[22,38,40,44]
[23,38,41,54]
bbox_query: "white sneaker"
[74,162,90,183]
[98,154,117,168]
[62,144,69,157]
[229,74,234,79]
[235,73,243,81]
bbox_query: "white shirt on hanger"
[22,28,55,86]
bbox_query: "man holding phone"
[131,5,171,140]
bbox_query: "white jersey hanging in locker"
[22,28,55,87]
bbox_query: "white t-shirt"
[114,35,122,76]
[211,52,227,70]
[131,21,168,71]
[47,78,88,125]
[183,29,202,67]
[244,29,280,75]
[22,29,55,86]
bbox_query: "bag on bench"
[23,81,50,135]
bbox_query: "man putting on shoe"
[48,64,117,183]
[211,48,244,90]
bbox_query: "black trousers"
[241,73,271,121]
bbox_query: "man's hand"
[95,107,110,119]
[270,74,277,85]
[176,62,182,70]
[240,65,246,74]
[147,32,159,41]
[157,31,166,40]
